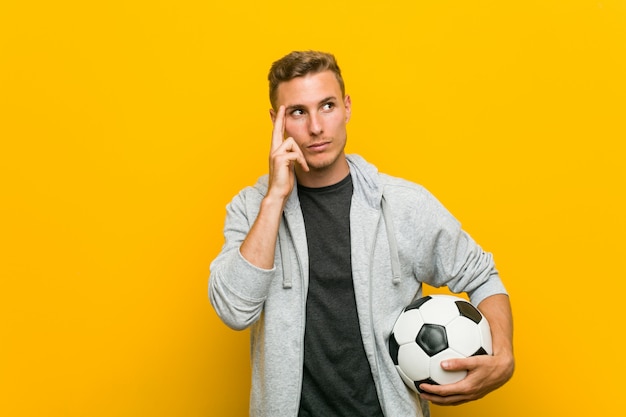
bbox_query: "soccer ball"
[388,295,492,393]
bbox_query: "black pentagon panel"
[389,334,400,365]
[472,347,489,357]
[416,324,448,356]
[405,296,432,311]
[455,300,482,324]
[414,377,439,393]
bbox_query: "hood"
[347,154,401,284]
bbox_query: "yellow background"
[1,1,624,416]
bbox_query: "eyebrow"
[285,96,337,113]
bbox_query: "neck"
[295,157,350,188]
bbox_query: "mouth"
[307,141,331,152]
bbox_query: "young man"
[209,51,514,417]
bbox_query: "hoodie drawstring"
[381,194,402,285]
[278,215,293,289]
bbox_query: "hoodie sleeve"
[209,187,277,330]
[396,183,507,306]
[432,225,507,307]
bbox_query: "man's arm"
[208,106,308,329]
[418,293,514,405]
[239,105,308,269]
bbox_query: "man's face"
[271,70,351,174]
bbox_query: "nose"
[308,113,323,136]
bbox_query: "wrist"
[261,187,291,214]
[261,193,288,213]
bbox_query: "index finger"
[271,105,286,151]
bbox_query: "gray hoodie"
[209,154,507,417]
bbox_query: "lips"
[308,141,330,152]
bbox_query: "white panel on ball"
[447,316,482,357]
[397,343,430,381]
[429,350,467,385]
[392,309,424,345]
[478,318,493,355]
[418,295,464,326]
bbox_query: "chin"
[307,155,343,172]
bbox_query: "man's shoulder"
[378,172,429,196]
[227,175,269,208]
[347,154,426,190]
[377,171,451,218]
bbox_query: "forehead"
[275,70,342,107]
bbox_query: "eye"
[322,102,335,111]
[290,108,305,117]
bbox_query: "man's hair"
[268,50,345,109]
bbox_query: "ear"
[343,95,352,123]
[269,108,276,124]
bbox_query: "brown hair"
[268,50,345,109]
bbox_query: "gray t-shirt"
[297,174,384,417]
